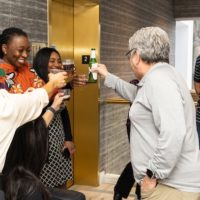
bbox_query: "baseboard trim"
[99,171,119,185]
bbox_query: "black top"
[61,107,72,141]
[194,55,200,123]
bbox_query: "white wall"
[175,20,193,89]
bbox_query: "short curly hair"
[128,26,170,64]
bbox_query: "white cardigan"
[0,88,49,172]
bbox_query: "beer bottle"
[88,48,97,83]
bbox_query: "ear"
[2,44,8,55]
[131,51,140,67]
[134,51,140,66]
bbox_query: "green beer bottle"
[88,48,97,83]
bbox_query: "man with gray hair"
[92,27,200,200]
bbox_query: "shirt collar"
[137,62,168,87]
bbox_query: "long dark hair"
[0,27,28,58]
[5,166,50,200]
[33,47,61,83]
[2,117,49,177]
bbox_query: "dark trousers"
[135,184,141,200]
[114,162,141,199]
[114,162,135,198]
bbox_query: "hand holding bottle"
[90,63,109,78]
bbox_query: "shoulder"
[145,63,178,93]
[146,63,174,83]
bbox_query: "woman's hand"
[63,141,76,155]
[48,71,68,89]
[72,74,87,87]
[51,92,67,111]
[90,63,109,78]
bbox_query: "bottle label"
[91,49,96,58]
[91,63,97,80]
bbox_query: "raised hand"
[90,63,109,78]
[48,71,68,89]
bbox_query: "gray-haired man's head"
[128,27,170,64]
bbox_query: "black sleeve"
[194,55,200,82]
[61,107,73,141]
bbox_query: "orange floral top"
[0,60,45,93]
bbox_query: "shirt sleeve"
[1,88,49,127]
[194,55,200,82]
[0,88,49,173]
[104,73,138,102]
[146,77,186,179]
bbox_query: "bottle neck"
[90,50,96,59]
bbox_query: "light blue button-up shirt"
[105,62,200,192]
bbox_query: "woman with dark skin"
[0,27,44,91]
[33,47,87,188]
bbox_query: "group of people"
[0,27,86,199]
[0,25,200,200]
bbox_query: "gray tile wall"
[99,0,175,174]
[0,0,47,46]
[174,0,200,18]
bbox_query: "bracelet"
[46,106,56,115]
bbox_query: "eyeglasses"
[125,48,136,60]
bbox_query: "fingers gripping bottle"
[88,48,97,83]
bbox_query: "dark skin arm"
[194,81,200,96]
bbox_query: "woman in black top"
[33,47,75,188]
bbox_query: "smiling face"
[2,35,30,69]
[48,51,62,70]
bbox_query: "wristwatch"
[46,106,56,115]
[146,169,156,179]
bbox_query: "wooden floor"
[69,183,135,200]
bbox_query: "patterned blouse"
[0,60,45,93]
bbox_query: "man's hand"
[90,64,109,78]
[141,175,157,192]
